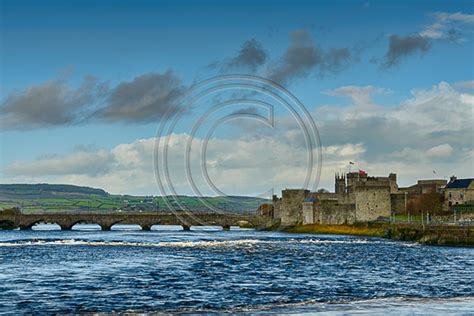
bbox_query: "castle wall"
[314,201,356,224]
[308,192,354,204]
[302,202,314,224]
[279,202,303,225]
[354,186,391,221]
[276,189,310,225]
[272,172,400,225]
[390,193,407,215]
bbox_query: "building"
[399,179,447,195]
[273,171,404,226]
[444,176,474,206]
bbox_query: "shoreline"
[277,223,474,247]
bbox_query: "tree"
[407,193,443,215]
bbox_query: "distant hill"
[0,183,268,214]
[0,184,108,199]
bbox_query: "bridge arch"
[20,219,63,230]
[0,219,16,230]
[110,223,142,231]
[68,221,101,230]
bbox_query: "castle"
[272,171,408,225]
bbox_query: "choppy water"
[0,224,473,314]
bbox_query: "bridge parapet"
[0,212,273,231]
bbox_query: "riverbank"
[281,223,474,247]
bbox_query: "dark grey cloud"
[268,30,322,85]
[224,39,267,71]
[268,30,354,85]
[230,106,262,116]
[94,71,186,123]
[322,47,353,73]
[1,71,187,129]
[0,76,107,130]
[381,35,431,68]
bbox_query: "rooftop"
[445,179,474,189]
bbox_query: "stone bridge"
[0,212,274,231]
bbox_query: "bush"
[0,207,21,215]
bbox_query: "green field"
[0,184,268,214]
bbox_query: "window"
[460,193,464,199]
[448,192,452,199]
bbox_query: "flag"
[349,161,355,165]
[358,169,367,176]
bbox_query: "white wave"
[0,239,272,248]
[0,237,417,248]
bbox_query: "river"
[0,224,473,314]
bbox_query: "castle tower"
[335,173,346,194]
[388,173,398,193]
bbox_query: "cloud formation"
[0,71,187,130]
[5,148,113,177]
[315,81,473,173]
[324,85,390,107]
[268,30,354,85]
[381,35,432,68]
[426,144,453,158]
[379,11,473,68]
[4,81,472,193]
[420,11,474,41]
[0,76,107,130]
[96,71,186,123]
[219,39,268,72]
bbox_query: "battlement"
[282,189,310,200]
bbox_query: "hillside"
[0,184,108,199]
[0,183,268,214]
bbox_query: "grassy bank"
[283,223,385,237]
[281,223,474,247]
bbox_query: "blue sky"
[1,0,473,195]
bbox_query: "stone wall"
[277,189,310,225]
[391,193,407,215]
[302,202,314,224]
[354,186,391,221]
[314,201,356,224]
[279,202,304,225]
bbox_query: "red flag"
[358,169,367,176]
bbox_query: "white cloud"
[426,144,453,157]
[420,11,474,41]
[324,85,390,107]
[2,81,473,195]
[455,80,474,90]
[5,149,113,177]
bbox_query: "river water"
[0,224,473,314]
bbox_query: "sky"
[0,0,473,196]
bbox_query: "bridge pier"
[141,225,152,231]
[101,225,112,231]
[60,225,72,231]
[222,225,231,231]
[182,225,191,231]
